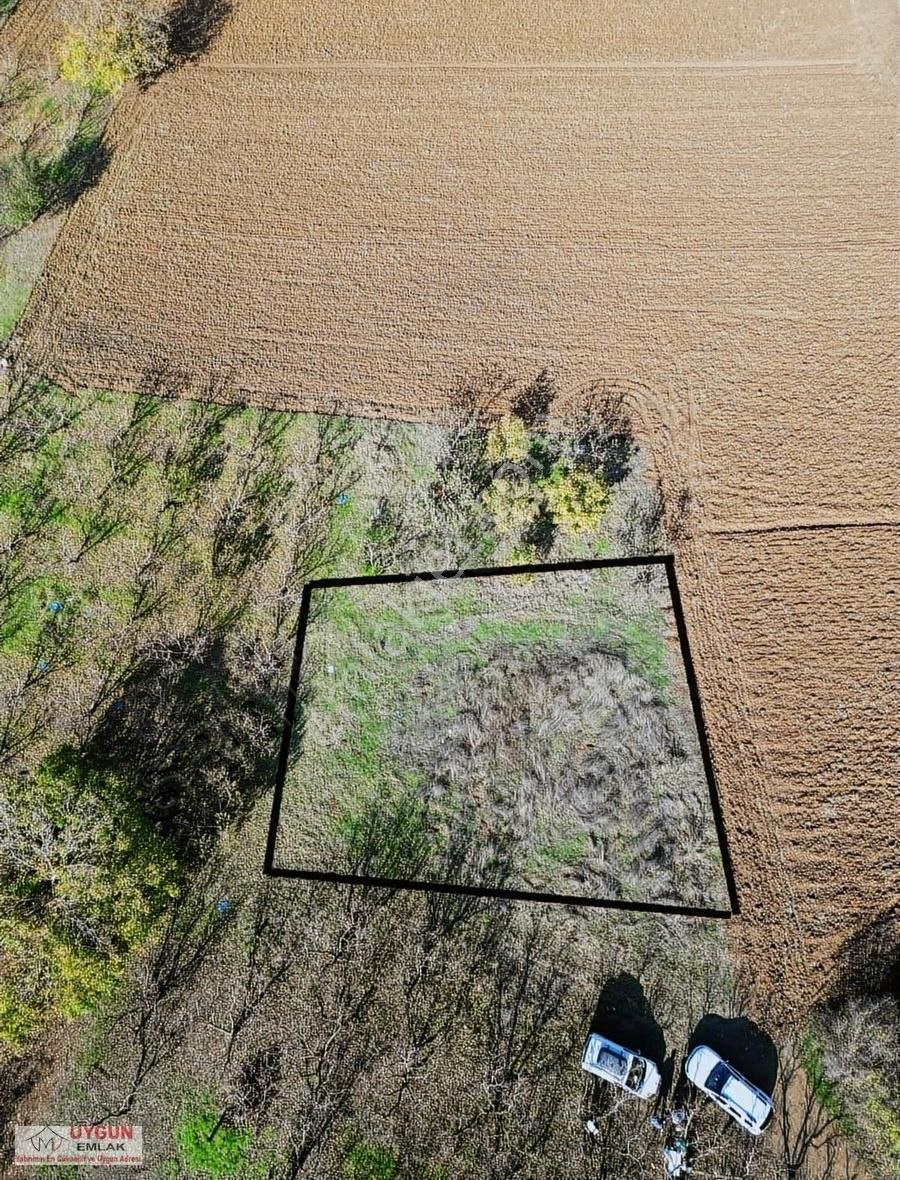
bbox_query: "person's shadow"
[589,973,668,1083]
[686,1013,779,1095]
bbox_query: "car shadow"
[687,1014,779,1096]
[589,972,667,1069]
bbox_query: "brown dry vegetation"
[276,567,730,911]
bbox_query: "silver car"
[684,1045,775,1134]
[582,1033,662,1099]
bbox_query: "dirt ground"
[6,0,899,1025]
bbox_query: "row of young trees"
[0,370,363,1051]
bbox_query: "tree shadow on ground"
[775,1039,858,1180]
[45,121,111,214]
[85,633,283,858]
[687,1014,779,1096]
[512,368,556,428]
[825,904,899,1004]
[0,1051,48,1169]
[168,0,235,63]
[569,386,639,486]
[589,972,667,1069]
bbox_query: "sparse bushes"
[0,151,50,228]
[808,995,900,1177]
[0,56,109,232]
[58,2,170,94]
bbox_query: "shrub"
[480,477,541,537]
[0,151,51,228]
[58,2,169,95]
[0,913,122,1049]
[539,465,610,535]
[811,996,900,1174]
[485,414,530,464]
[175,1101,253,1178]
[342,1139,400,1180]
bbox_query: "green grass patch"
[0,272,29,341]
[174,1099,254,1179]
[607,618,671,691]
[0,575,77,655]
[342,1138,400,1180]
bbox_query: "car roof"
[685,1044,719,1083]
[721,1075,771,1123]
[686,1045,772,1126]
[588,1033,634,1059]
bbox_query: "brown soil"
[7,0,899,1027]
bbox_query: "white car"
[581,1033,661,1099]
[684,1045,774,1134]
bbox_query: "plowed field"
[10,0,900,1020]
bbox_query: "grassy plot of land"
[275,564,729,909]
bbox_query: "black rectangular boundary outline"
[264,554,739,918]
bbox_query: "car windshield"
[626,1058,647,1090]
[597,1048,628,1079]
[706,1062,731,1094]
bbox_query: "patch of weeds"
[607,619,670,692]
[801,1026,858,1138]
[174,1097,254,1178]
[527,831,589,876]
[335,785,436,879]
[0,271,29,341]
[450,589,480,617]
[342,1137,400,1180]
[471,617,567,648]
[362,497,402,575]
[74,1013,111,1072]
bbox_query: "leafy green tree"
[342,1139,400,1180]
[0,746,179,1048]
[480,477,542,537]
[485,414,530,464]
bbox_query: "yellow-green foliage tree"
[58,2,169,95]
[539,465,610,535]
[485,414,531,464]
[481,477,542,537]
[0,746,179,1050]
